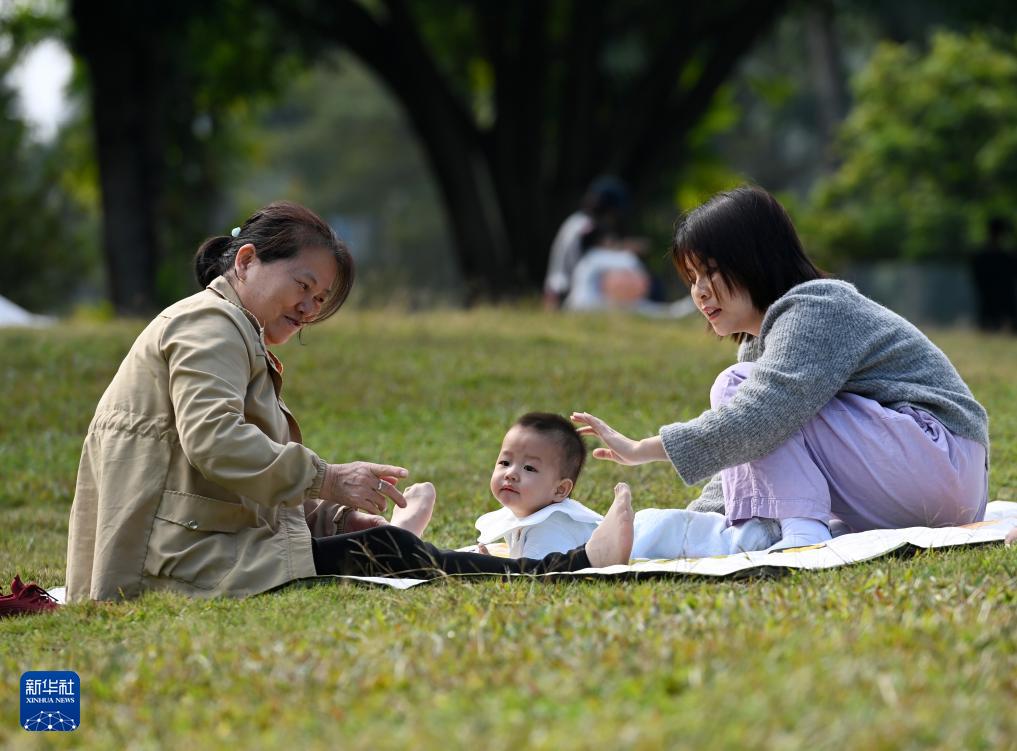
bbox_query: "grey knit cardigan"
[671,279,989,514]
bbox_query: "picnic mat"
[47,501,1017,600]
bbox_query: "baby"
[476,412,604,559]
[476,412,795,560]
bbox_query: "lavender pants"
[714,363,988,532]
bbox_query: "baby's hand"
[477,543,490,555]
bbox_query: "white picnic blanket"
[326,500,1017,590]
[47,502,1017,600]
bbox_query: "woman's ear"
[234,243,257,282]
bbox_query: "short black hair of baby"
[513,412,587,484]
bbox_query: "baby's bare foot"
[342,508,389,533]
[586,482,634,567]
[1006,527,1017,546]
[390,482,436,537]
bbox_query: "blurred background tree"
[230,55,461,306]
[2,0,1016,316]
[0,2,98,313]
[68,0,315,314]
[236,0,789,301]
[800,31,1017,263]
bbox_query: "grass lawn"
[1,308,1015,749]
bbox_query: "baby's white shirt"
[474,498,603,560]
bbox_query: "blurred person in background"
[543,176,632,309]
[563,225,696,317]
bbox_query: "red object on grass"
[0,575,60,618]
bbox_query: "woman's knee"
[710,362,754,408]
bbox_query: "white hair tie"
[231,226,241,238]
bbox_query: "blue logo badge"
[20,671,80,731]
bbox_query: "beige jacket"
[66,276,344,601]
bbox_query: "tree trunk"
[805,1,849,172]
[70,1,171,315]
[275,0,520,299]
[77,0,791,305]
[373,35,520,300]
[423,124,520,300]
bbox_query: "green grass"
[1,309,1015,749]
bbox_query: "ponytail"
[193,236,237,288]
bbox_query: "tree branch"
[553,0,606,196]
[479,1,550,261]
[618,0,787,187]
[267,0,477,140]
[607,10,704,169]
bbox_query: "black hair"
[193,201,355,324]
[582,175,630,216]
[671,185,825,342]
[512,412,587,485]
[580,224,610,252]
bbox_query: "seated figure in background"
[543,176,631,310]
[564,227,696,318]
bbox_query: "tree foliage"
[51,0,790,310]
[0,5,98,312]
[802,30,1017,262]
[67,0,314,313]
[261,0,788,298]
[231,56,460,303]
[14,1,1017,312]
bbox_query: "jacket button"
[186,520,199,530]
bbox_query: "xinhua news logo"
[20,671,80,732]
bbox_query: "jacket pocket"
[143,490,255,589]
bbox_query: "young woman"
[574,186,989,549]
[66,201,632,601]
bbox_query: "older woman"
[66,202,630,602]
